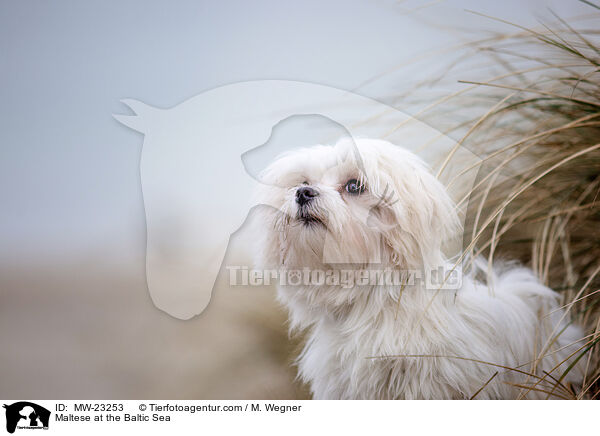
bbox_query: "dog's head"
[253,138,460,272]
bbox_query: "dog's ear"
[369,146,461,269]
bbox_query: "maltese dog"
[252,137,585,399]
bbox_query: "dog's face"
[254,138,460,271]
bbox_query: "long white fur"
[253,138,585,399]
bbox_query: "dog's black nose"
[296,186,319,205]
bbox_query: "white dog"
[252,137,585,399]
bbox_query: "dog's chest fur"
[294,295,497,399]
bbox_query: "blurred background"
[0,0,593,399]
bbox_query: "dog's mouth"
[296,206,325,227]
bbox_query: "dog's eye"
[344,179,365,195]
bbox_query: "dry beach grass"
[413,8,600,399]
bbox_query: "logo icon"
[113,80,478,319]
[3,402,50,433]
